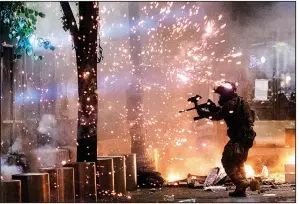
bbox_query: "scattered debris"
[178,180,188,187]
[204,167,227,187]
[204,167,219,187]
[164,195,175,202]
[187,174,206,188]
[260,189,266,193]
[262,194,276,197]
[150,188,156,193]
[249,178,261,192]
[214,167,227,185]
[178,198,196,203]
[204,186,227,192]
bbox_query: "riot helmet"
[214,81,237,106]
[214,81,237,96]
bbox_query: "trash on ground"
[178,180,188,186]
[150,188,156,192]
[164,195,175,201]
[204,186,227,192]
[249,178,261,192]
[262,179,275,185]
[204,167,227,187]
[178,198,196,203]
[262,194,276,197]
[204,167,219,187]
[187,174,206,188]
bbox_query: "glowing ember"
[244,165,255,178]
[154,149,158,171]
[260,166,269,178]
[177,73,189,83]
[205,20,215,36]
[167,173,181,182]
[285,155,295,164]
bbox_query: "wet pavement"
[126,185,296,203]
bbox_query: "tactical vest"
[224,96,256,146]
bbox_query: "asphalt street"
[126,185,295,203]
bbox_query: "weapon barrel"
[179,107,196,113]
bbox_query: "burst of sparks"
[6,2,247,178]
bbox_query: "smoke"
[8,136,22,153]
[1,158,23,181]
[37,114,58,141]
[1,165,23,181]
[33,114,68,169]
[33,145,62,168]
[3,114,68,172]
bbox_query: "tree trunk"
[61,2,99,162]
[76,59,98,162]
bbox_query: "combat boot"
[228,190,247,197]
[228,182,249,197]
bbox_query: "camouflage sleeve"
[200,100,237,121]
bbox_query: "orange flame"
[166,173,181,182]
[285,155,295,164]
[244,165,255,178]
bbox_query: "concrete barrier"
[100,156,126,194]
[39,167,75,202]
[12,173,50,202]
[96,158,114,196]
[123,154,137,191]
[0,180,22,202]
[64,162,97,202]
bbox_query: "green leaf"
[15,47,22,54]
[38,12,45,18]
[38,56,43,60]
[26,48,33,56]
[30,15,35,21]
[34,11,39,16]
[24,28,32,36]
[49,45,55,51]
[16,54,22,59]
[8,34,12,39]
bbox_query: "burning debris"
[162,162,292,193]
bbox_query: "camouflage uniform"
[198,93,256,191]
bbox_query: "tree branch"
[60,2,79,48]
